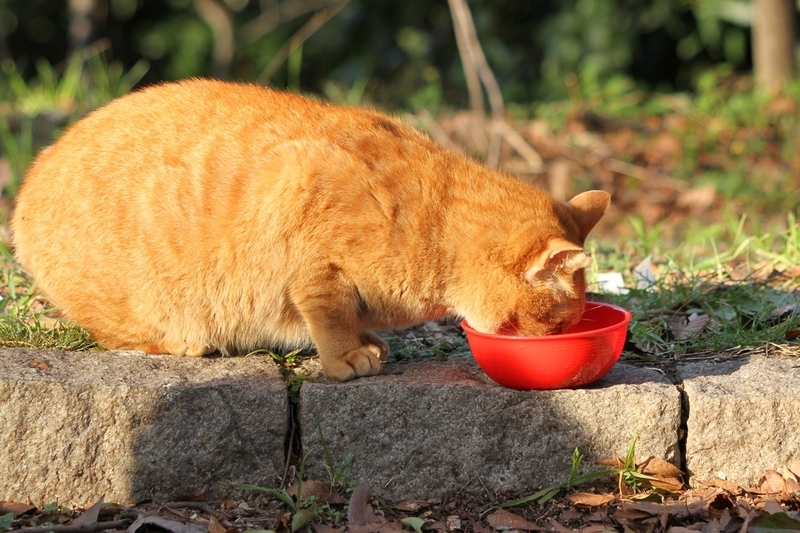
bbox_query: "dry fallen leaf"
[27,359,51,372]
[392,500,431,512]
[70,496,104,527]
[286,480,344,504]
[0,501,36,516]
[446,516,461,531]
[486,509,542,531]
[566,492,616,508]
[699,479,743,494]
[670,313,710,342]
[208,516,227,533]
[761,498,785,515]
[760,471,787,495]
[348,483,378,527]
[640,458,684,479]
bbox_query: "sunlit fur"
[11,79,610,381]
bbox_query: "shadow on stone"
[0,349,287,504]
[299,359,683,501]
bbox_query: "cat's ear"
[525,237,592,284]
[567,190,611,241]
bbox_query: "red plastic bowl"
[462,302,632,390]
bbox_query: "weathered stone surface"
[300,359,681,500]
[0,349,286,505]
[679,355,800,487]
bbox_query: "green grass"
[0,243,96,350]
[589,213,800,360]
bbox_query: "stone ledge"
[0,348,286,505]
[299,359,682,501]
[679,355,800,487]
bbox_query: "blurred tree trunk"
[752,0,795,93]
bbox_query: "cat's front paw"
[322,341,387,381]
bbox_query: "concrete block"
[679,355,800,487]
[0,349,286,504]
[300,359,681,501]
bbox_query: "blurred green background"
[1,0,799,252]
[0,0,764,109]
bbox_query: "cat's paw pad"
[323,345,384,381]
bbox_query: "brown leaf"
[286,480,344,504]
[71,496,104,527]
[785,477,800,493]
[761,498,785,515]
[208,516,227,533]
[759,471,787,494]
[446,516,461,531]
[392,500,431,512]
[646,475,684,492]
[348,483,377,527]
[486,509,542,531]
[789,459,800,480]
[618,499,708,521]
[698,479,743,494]
[670,313,711,342]
[27,359,51,372]
[639,458,683,479]
[0,501,36,516]
[566,493,616,508]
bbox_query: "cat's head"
[491,190,611,337]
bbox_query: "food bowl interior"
[462,302,632,391]
[564,302,629,335]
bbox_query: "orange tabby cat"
[11,79,609,381]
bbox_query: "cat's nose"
[560,317,580,333]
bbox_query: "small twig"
[447,0,483,116]
[500,122,543,172]
[257,0,350,85]
[162,501,220,517]
[14,519,131,533]
[447,0,505,168]
[603,158,688,191]
[411,109,463,152]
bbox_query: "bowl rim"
[460,301,632,341]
